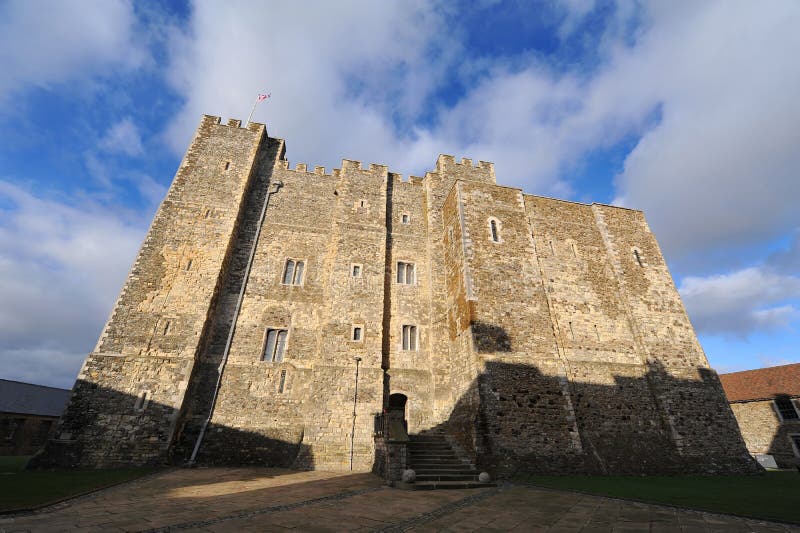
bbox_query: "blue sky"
[1,0,799,388]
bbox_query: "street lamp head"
[354,356,362,362]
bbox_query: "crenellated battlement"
[200,114,266,134]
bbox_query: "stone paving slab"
[0,468,797,532]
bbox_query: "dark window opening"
[490,219,500,242]
[775,396,799,420]
[353,326,362,341]
[278,370,287,393]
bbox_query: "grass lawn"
[520,471,800,524]
[0,456,157,513]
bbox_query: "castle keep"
[35,115,759,476]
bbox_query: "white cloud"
[162,1,800,258]
[679,267,800,337]
[163,0,458,175]
[99,117,144,156]
[0,0,145,105]
[0,181,145,388]
[608,1,800,260]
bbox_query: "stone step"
[409,457,464,464]
[413,468,478,476]
[399,481,496,491]
[409,456,465,462]
[416,473,480,482]
[408,442,452,450]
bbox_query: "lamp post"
[349,356,362,471]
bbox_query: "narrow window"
[278,370,287,393]
[397,262,415,284]
[263,328,288,362]
[359,200,366,208]
[204,209,211,219]
[185,259,193,271]
[489,219,500,242]
[292,261,305,285]
[353,326,363,341]
[282,259,304,285]
[402,325,418,351]
[775,396,799,420]
[162,320,171,336]
[224,161,231,170]
[401,214,410,224]
[351,264,362,277]
[282,260,295,284]
[633,249,643,267]
[134,391,148,411]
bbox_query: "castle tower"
[34,115,759,475]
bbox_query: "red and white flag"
[257,93,270,101]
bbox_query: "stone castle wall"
[34,114,760,475]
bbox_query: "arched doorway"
[387,393,408,440]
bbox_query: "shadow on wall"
[471,321,512,352]
[28,380,311,470]
[392,356,761,477]
[765,398,800,469]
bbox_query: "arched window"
[488,218,501,242]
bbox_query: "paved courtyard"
[1,468,797,532]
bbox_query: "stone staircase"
[406,433,495,490]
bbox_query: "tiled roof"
[0,379,70,417]
[719,363,800,402]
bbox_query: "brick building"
[33,115,759,477]
[1,380,70,456]
[720,364,800,469]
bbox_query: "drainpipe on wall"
[187,178,284,466]
[350,356,362,471]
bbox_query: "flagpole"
[245,96,259,126]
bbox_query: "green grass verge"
[520,471,800,524]
[0,456,157,512]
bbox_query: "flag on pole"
[247,92,271,125]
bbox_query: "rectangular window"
[282,259,305,285]
[185,259,193,271]
[263,328,288,362]
[224,161,231,170]
[278,370,287,393]
[353,326,363,341]
[351,264,362,277]
[397,262,415,284]
[401,214,410,224]
[775,396,799,420]
[402,325,417,351]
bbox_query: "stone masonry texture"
[32,114,761,475]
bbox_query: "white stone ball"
[478,472,491,483]
[402,469,416,483]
